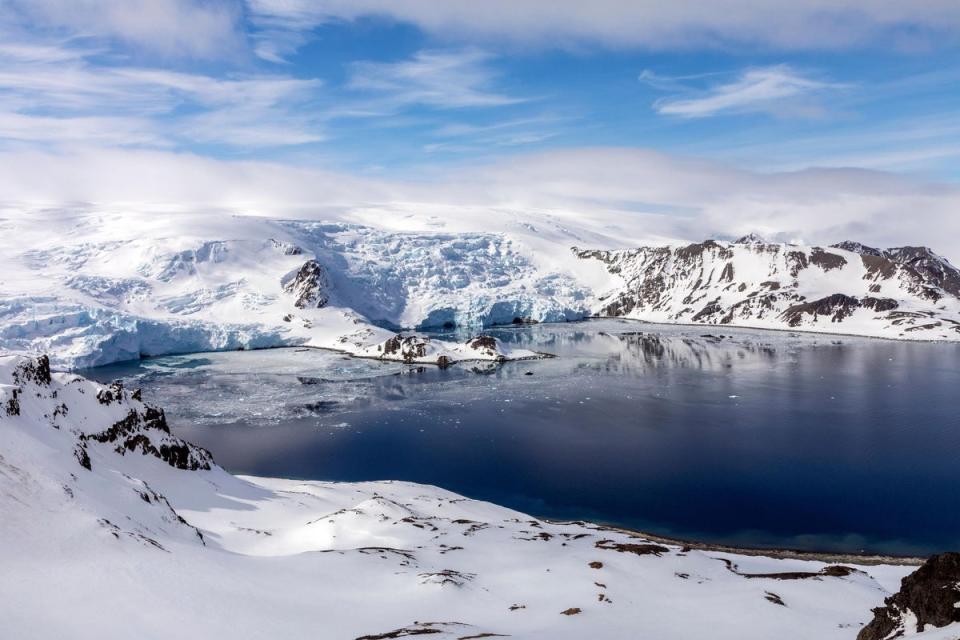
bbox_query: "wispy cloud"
[3,0,242,59]
[242,1,960,52]
[649,66,846,119]
[348,50,525,110]
[0,40,326,149]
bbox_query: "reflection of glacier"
[488,323,788,374]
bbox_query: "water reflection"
[83,320,960,555]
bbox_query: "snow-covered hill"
[3,353,957,640]
[576,236,960,341]
[1,207,958,369]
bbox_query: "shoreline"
[587,522,926,566]
[61,319,942,566]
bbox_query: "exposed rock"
[809,248,847,271]
[595,539,670,557]
[283,259,330,309]
[831,240,884,257]
[858,552,960,640]
[4,388,19,416]
[465,335,504,361]
[576,238,960,338]
[81,407,213,471]
[11,355,51,386]
[379,334,429,364]
[96,381,125,406]
[781,294,861,326]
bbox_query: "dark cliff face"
[2,355,214,474]
[574,238,960,338]
[835,241,960,301]
[283,260,331,309]
[858,553,960,640]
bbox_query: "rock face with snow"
[575,239,960,340]
[2,353,953,640]
[282,259,330,309]
[858,552,960,640]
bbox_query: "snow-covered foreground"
[2,207,959,370]
[3,353,958,640]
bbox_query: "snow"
[3,354,950,639]
[578,240,960,341]
[0,207,611,368]
[1,206,958,370]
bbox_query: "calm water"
[82,320,960,556]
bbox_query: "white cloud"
[650,66,844,118]
[245,0,960,52]
[348,50,524,109]
[1,146,957,261]
[4,0,242,59]
[0,42,325,149]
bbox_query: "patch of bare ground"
[719,557,864,580]
[355,622,472,640]
[595,539,670,556]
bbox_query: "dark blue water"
[82,320,960,556]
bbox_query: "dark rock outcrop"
[11,355,51,386]
[379,334,429,364]
[575,238,960,337]
[283,259,330,309]
[466,335,505,361]
[81,407,213,471]
[781,294,861,326]
[858,552,960,640]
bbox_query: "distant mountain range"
[575,235,960,341]
[1,208,957,369]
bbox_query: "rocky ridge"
[575,238,960,340]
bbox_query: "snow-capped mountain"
[575,236,960,341]
[2,207,958,369]
[3,352,957,640]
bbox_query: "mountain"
[575,239,960,340]
[3,352,957,639]
[1,207,958,369]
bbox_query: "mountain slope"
[575,237,960,340]
[4,353,957,640]
[1,207,958,369]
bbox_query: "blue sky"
[1,1,960,255]
[2,0,959,179]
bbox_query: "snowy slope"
[1,207,958,369]
[576,236,960,341]
[0,208,566,368]
[3,353,957,640]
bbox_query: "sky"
[1,1,959,252]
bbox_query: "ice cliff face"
[0,212,557,368]
[575,238,960,341]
